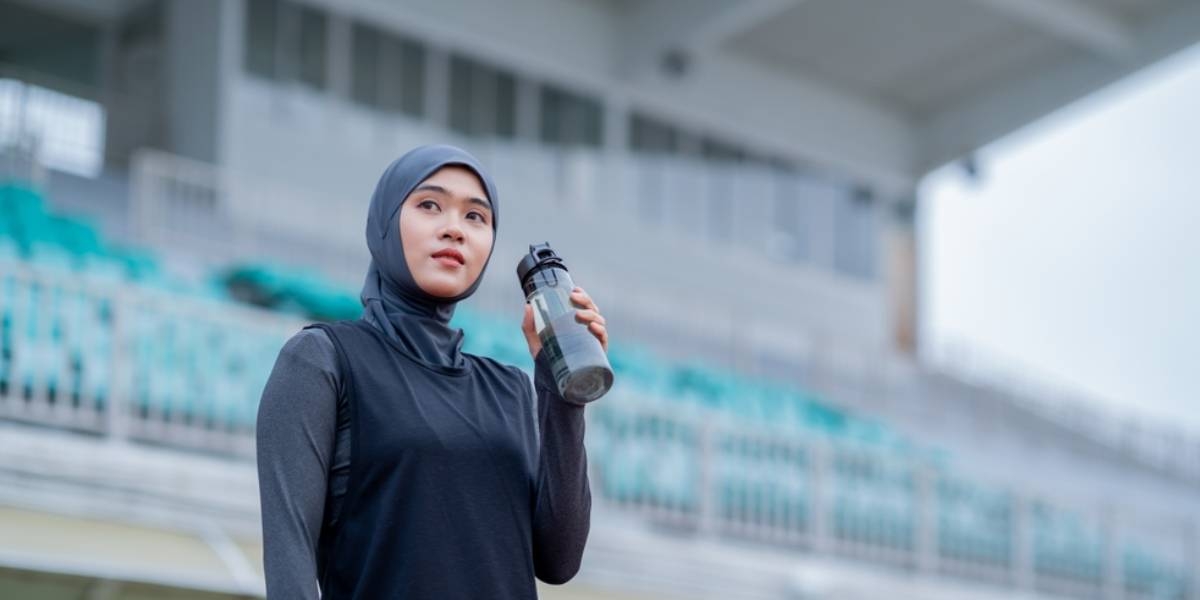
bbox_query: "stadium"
[1,0,1198,598]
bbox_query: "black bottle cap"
[516,242,568,285]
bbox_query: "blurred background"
[0,0,1197,598]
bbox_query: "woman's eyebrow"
[413,184,491,212]
[467,197,493,212]
[413,184,449,196]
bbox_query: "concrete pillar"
[886,196,919,355]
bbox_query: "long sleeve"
[256,328,341,599]
[530,350,593,585]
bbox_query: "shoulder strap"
[525,369,541,461]
[302,321,353,379]
[303,321,361,590]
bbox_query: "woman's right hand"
[521,287,608,362]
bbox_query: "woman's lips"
[431,248,465,267]
[434,255,464,269]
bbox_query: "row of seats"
[1,181,1191,597]
[0,183,283,432]
[0,183,160,281]
[125,253,1200,596]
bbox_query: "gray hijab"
[360,144,499,369]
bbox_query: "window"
[351,23,425,117]
[243,0,327,90]
[833,187,879,279]
[296,5,327,89]
[629,113,679,154]
[700,138,748,243]
[448,55,516,139]
[244,0,278,79]
[772,171,805,263]
[540,85,602,147]
[700,137,747,163]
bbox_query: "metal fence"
[125,146,1200,488]
[0,260,298,455]
[0,260,1196,599]
[587,396,1199,600]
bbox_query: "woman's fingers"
[588,321,608,352]
[522,303,542,359]
[522,303,536,334]
[574,309,605,326]
[570,287,598,312]
[571,287,608,352]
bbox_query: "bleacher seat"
[1,180,1191,595]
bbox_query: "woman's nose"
[439,222,465,242]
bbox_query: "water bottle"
[517,242,614,404]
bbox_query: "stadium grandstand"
[1,0,1199,598]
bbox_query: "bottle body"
[519,245,613,404]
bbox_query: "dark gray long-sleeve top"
[256,320,591,598]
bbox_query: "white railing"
[931,339,1200,484]
[126,146,1200,488]
[586,394,1198,600]
[1,259,1197,599]
[0,259,300,455]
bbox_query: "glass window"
[448,55,474,134]
[700,137,746,163]
[244,0,278,79]
[773,172,805,263]
[351,24,426,117]
[629,113,678,154]
[448,55,517,139]
[297,5,327,89]
[378,33,425,115]
[833,187,879,279]
[351,24,380,106]
[396,38,426,116]
[243,0,327,91]
[494,73,516,138]
[540,85,602,147]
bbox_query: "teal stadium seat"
[6,199,1187,596]
[1032,504,1104,584]
[937,478,1013,566]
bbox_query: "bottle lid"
[516,242,568,285]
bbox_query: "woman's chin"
[417,277,469,299]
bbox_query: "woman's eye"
[418,200,439,211]
[467,211,487,223]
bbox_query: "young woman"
[256,144,605,598]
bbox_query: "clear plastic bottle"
[517,242,614,404]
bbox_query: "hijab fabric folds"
[360,144,499,370]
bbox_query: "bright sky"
[919,43,1200,433]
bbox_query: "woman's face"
[399,166,494,298]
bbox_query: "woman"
[256,144,604,598]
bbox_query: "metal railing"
[930,339,1200,484]
[0,260,1197,599]
[0,259,299,455]
[124,146,1200,487]
[587,396,1198,600]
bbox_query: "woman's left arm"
[522,287,607,585]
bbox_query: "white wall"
[206,0,894,352]
[216,0,915,194]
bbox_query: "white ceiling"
[622,0,1200,174]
